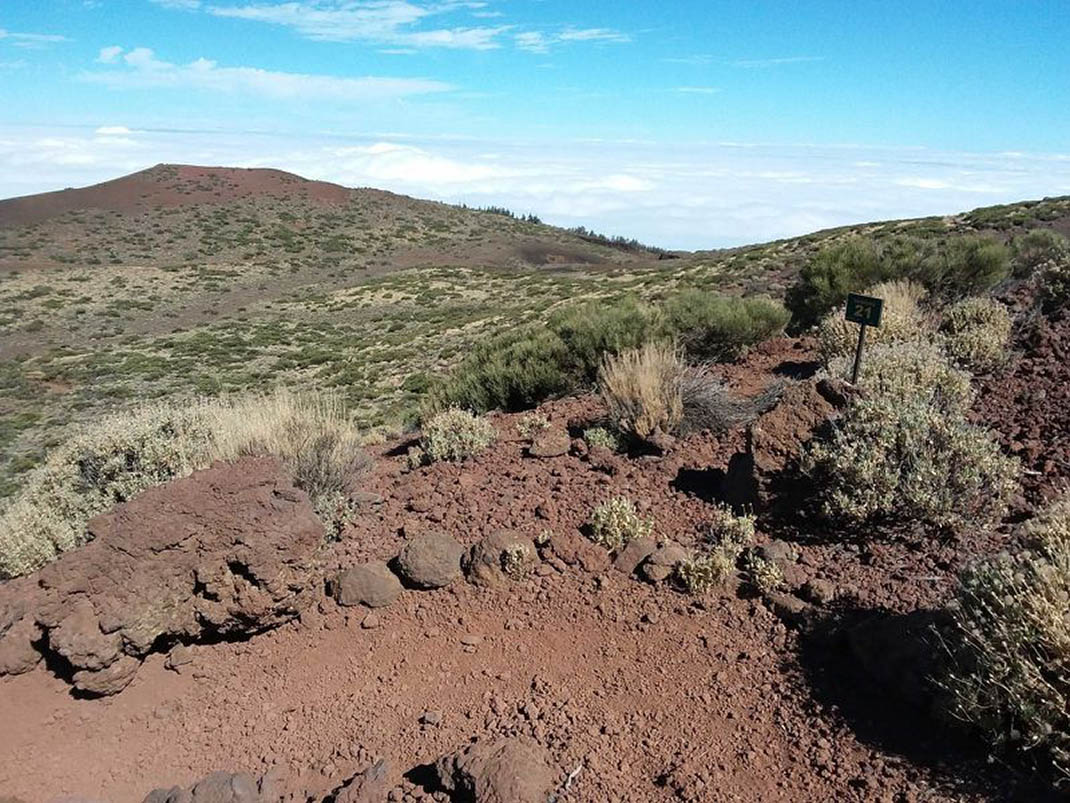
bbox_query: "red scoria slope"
[2,334,1065,802]
[0,164,352,227]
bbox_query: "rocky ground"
[1,318,1068,801]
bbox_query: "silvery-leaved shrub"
[942,495,1070,778]
[941,296,1012,373]
[420,407,496,462]
[809,341,1017,530]
[587,496,652,551]
[676,504,755,595]
[1038,254,1070,313]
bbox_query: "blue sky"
[1,0,1069,248]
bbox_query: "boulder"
[0,615,42,676]
[528,429,570,458]
[334,562,403,608]
[333,759,392,803]
[640,543,687,583]
[613,537,657,576]
[73,654,141,696]
[546,530,610,573]
[0,457,323,695]
[396,534,464,589]
[434,737,555,803]
[143,770,260,803]
[464,531,537,586]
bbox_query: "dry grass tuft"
[0,388,368,578]
[599,342,684,442]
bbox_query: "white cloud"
[0,28,70,49]
[153,0,630,53]
[894,177,950,190]
[557,27,630,44]
[81,47,454,100]
[95,125,133,135]
[515,26,630,52]
[201,1,507,49]
[732,56,824,68]
[675,86,720,95]
[97,45,123,63]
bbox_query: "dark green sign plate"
[845,293,884,327]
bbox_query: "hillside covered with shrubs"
[2,192,1070,801]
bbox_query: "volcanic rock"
[396,533,464,589]
[464,531,537,586]
[0,457,323,695]
[640,543,687,583]
[528,428,571,458]
[434,737,555,803]
[334,563,403,608]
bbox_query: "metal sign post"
[844,293,884,385]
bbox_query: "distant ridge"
[0,164,355,227]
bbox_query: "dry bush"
[207,388,371,511]
[1038,254,1070,312]
[810,342,1018,530]
[817,279,930,364]
[0,389,368,578]
[942,495,1070,777]
[420,407,496,463]
[587,496,652,551]
[941,297,1012,373]
[599,342,684,441]
[680,368,785,435]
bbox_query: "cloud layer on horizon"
[1,125,1068,250]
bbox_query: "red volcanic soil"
[0,164,352,227]
[0,333,1066,802]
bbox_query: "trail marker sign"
[845,293,884,327]
[845,293,884,384]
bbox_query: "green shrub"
[786,237,892,330]
[549,296,659,383]
[817,279,929,363]
[427,297,657,415]
[787,235,1010,329]
[919,235,1010,298]
[419,408,496,463]
[587,496,652,551]
[599,342,684,441]
[426,325,571,414]
[942,495,1070,777]
[809,342,1017,529]
[941,297,1012,373]
[0,389,369,578]
[661,290,789,362]
[1011,228,1069,278]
